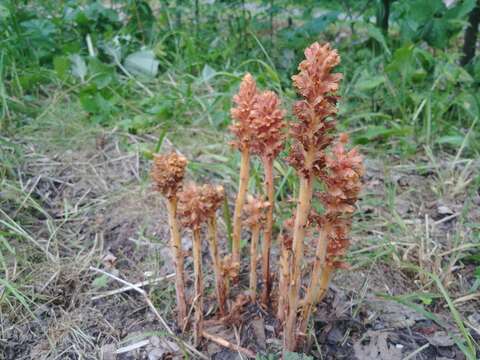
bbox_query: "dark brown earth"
[2,130,479,359]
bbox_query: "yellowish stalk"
[284,152,314,351]
[261,157,274,306]
[207,216,227,315]
[166,196,187,329]
[192,228,204,346]
[232,147,250,281]
[299,225,330,337]
[315,264,333,304]
[277,235,290,322]
[249,225,261,301]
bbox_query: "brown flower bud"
[150,152,187,199]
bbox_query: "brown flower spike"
[229,73,258,281]
[284,42,343,351]
[151,153,188,199]
[150,152,188,329]
[243,195,270,301]
[249,90,286,306]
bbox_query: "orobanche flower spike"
[283,42,345,351]
[249,90,286,306]
[177,183,212,346]
[150,152,188,329]
[149,42,362,356]
[230,73,258,281]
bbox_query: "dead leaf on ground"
[426,331,455,347]
[251,317,266,351]
[366,298,425,329]
[353,331,402,360]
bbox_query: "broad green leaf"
[385,44,414,76]
[355,75,384,92]
[70,54,87,82]
[53,56,70,81]
[88,58,116,89]
[366,24,390,56]
[445,0,476,20]
[0,5,10,19]
[201,64,216,82]
[435,135,466,147]
[124,50,159,78]
[92,274,109,288]
[283,352,314,360]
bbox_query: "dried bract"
[243,195,270,228]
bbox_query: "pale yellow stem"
[277,235,290,322]
[192,228,204,347]
[315,264,333,304]
[232,147,250,281]
[284,151,315,351]
[261,157,274,306]
[166,196,187,329]
[207,216,227,315]
[249,225,260,301]
[299,225,330,336]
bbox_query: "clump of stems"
[150,152,188,329]
[178,183,212,346]
[283,42,343,351]
[249,90,286,306]
[230,73,258,280]
[299,133,363,337]
[243,194,270,302]
[150,41,363,355]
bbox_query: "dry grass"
[1,105,479,358]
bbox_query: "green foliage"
[1,0,479,152]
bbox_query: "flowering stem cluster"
[150,153,188,329]
[150,42,363,354]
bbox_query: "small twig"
[89,267,208,360]
[91,273,175,300]
[202,331,256,358]
[402,343,429,360]
[434,212,460,226]
[115,340,150,354]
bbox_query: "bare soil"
[1,129,479,359]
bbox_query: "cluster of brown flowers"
[283,42,347,351]
[150,41,363,355]
[322,135,364,267]
[229,73,285,305]
[151,153,188,199]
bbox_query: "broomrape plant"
[150,42,363,354]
